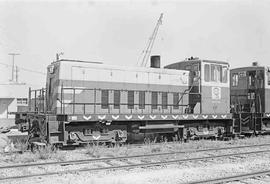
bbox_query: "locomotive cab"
[230,63,270,135]
[165,57,232,139]
[165,57,230,114]
[201,60,230,114]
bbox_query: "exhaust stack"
[150,55,160,68]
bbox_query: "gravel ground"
[1,135,270,184]
[2,152,270,184]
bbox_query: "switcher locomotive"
[16,56,235,146]
[230,62,270,136]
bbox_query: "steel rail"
[1,143,270,170]
[0,149,270,181]
[187,169,270,184]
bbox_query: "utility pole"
[15,66,19,83]
[8,53,20,82]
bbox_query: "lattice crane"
[138,13,163,67]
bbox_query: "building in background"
[0,82,28,127]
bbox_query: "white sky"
[0,0,270,88]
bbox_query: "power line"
[0,62,46,75]
[17,66,46,75]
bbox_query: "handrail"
[61,87,199,95]
[28,87,47,114]
[59,86,197,114]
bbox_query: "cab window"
[211,64,222,82]
[204,64,210,82]
[221,66,228,83]
[205,63,228,83]
[192,64,200,81]
[192,64,199,71]
[232,73,239,87]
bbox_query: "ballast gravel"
[2,151,270,184]
[1,136,270,183]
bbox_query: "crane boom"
[139,13,163,67]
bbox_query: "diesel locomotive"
[230,62,270,136]
[15,56,246,146]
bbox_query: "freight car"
[15,56,233,146]
[230,62,270,136]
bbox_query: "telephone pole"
[15,66,19,83]
[8,53,20,82]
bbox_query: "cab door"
[186,62,201,113]
[247,70,264,113]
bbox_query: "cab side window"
[232,73,239,87]
[192,64,200,82]
[211,64,222,82]
[205,64,227,83]
[222,66,228,83]
[204,64,210,82]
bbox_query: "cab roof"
[165,58,229,68]
[231,66,267,72]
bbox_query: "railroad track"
[1,143,270,169]
[188,169,270,184]
[1,143,270,181]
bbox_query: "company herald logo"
[212,86,221,100]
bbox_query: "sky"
[0,0,270,88]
